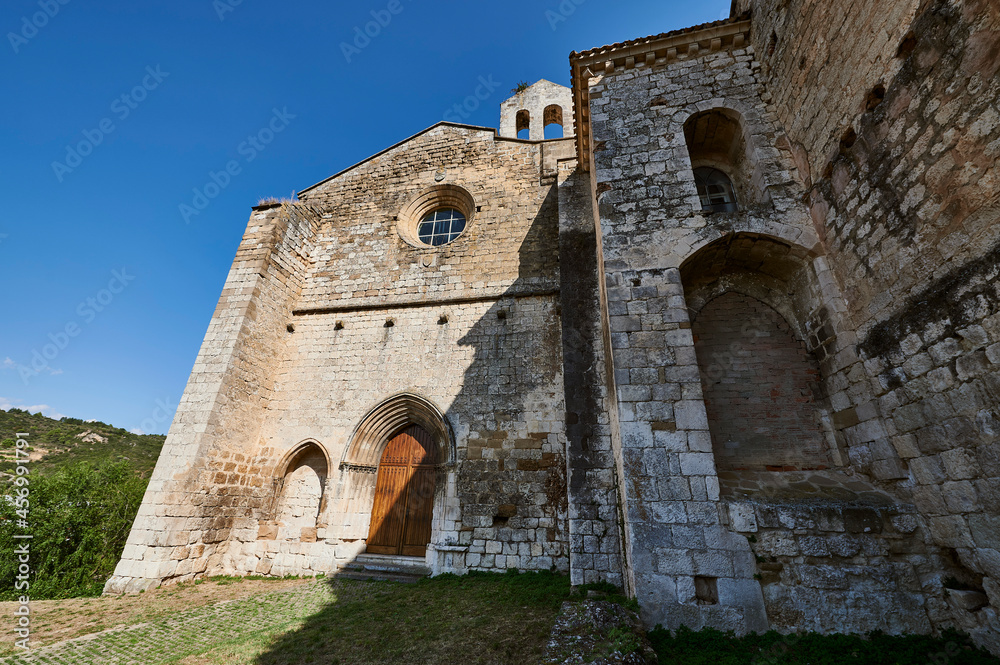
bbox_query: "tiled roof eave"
[569,14,752,173]
[571,12,750,62]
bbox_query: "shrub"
[0,460,147,599]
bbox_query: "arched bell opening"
[543,104,565,139]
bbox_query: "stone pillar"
[604,265,768,632]
[557,159,625,588]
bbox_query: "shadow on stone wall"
[254,179,573,663]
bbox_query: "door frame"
[365,424,439,557]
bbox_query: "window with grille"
[417,208,467,246]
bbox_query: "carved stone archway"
[340,392,455,472]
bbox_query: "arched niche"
[683,107,767,209]
[680,233,842,477]
[271,440,330,540]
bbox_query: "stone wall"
[106,203,319,593]
[110,120,579,590]
[723,477,935,635]
[749,0,1000,651]
[297,125,561,310]
[581,35,801,632]
[739,0,923,180]
[575,14,913,635]
[230,294,569,578]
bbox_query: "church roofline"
[568,12,751,172]
[297,121,504,197]
[569,13,750,61]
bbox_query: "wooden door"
[367,425,437,557]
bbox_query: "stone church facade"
[108,0,1000,652]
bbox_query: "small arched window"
[694,167,739,213]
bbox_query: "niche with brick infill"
[683,233,838,474]
[693,291,829,471]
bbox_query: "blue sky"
[1,0,729,434]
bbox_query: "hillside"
[0,408,166,481]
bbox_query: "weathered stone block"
[969,515,1000,550]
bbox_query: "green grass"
[648,625,1000,665]
[228,570,573,665]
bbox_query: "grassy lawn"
[0,576,315,657]
[0,571,572,664]
[2,573,997,665]
[182,571,571,665]
[649,625,1000,665]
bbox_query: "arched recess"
[680,232,819,329]
[683,106,767,209]
[543,104,564,139]
[271,440,330,540]
[341,392,455,471]
[680,233,843,479]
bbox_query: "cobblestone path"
[0,579,359,665]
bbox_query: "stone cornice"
[569,17,752,172]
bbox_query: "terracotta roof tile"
[570,11,751,61]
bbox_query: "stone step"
[334,569,424,584]
[335,553,431,583]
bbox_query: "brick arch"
[341,392,455,471]
[692,291,830,472]
[680,232,822,340]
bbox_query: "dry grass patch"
[0,576,314,656]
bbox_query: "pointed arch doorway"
[366,424,437,557]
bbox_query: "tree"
[0,460,147,599]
